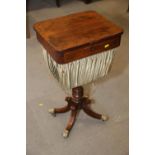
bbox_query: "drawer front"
[64,35,121,63]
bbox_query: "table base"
[48,86,108,138]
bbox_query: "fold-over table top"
[34,11,123,64]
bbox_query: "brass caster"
[62,129,69,138]
[101,114,109,121]
[48,108,56,117]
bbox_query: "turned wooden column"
[48,86,108,138]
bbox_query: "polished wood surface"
[34,11,123,64]
[49,86,108,138]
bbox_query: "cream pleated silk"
[42,47,115,91]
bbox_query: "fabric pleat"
[42,47,115,91]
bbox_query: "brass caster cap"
[62,130,69,138]
[101,115,109,121]
[48,108,56,116]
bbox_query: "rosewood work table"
[34,11,123,138]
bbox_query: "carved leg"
[84,0,92,4]
[56,0,60,7]
[83,99,108,121]
[48,97,71,116]
[63,109,78,138]
[48,86,109,138]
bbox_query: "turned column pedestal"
[48,86,108,138]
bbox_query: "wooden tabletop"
[34,11,123,64]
